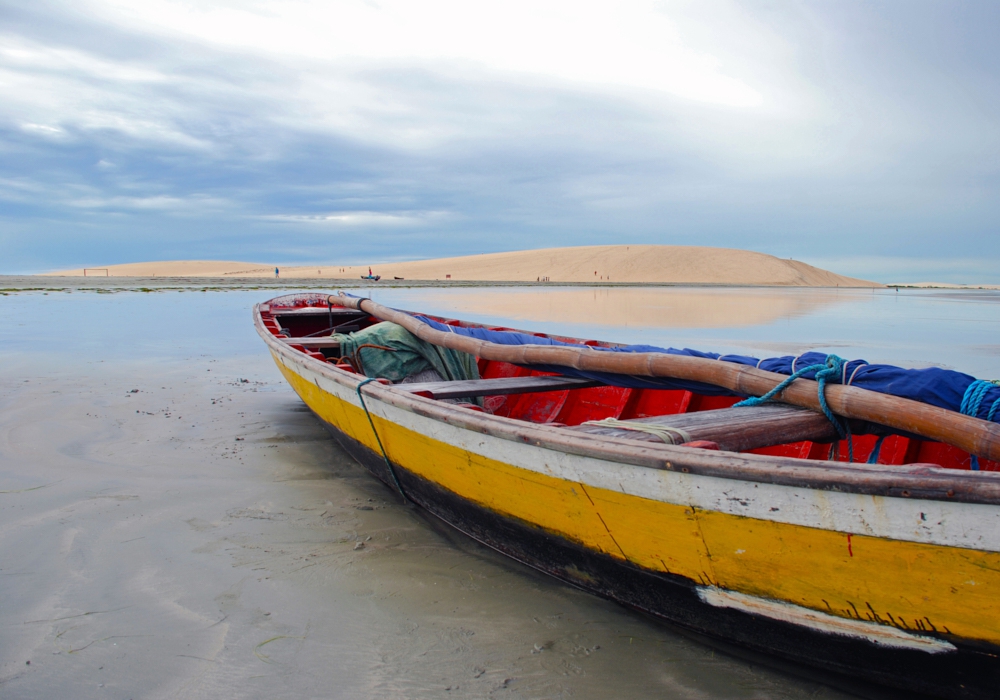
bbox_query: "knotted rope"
[734,354,854,462]
[581,418,693,445]
[960,379,1000,470]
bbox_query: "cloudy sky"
[2,1,998,281]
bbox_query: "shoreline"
[1,275,886,293]
[887,283,1000,290]
[12,277,996,291]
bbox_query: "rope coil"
[581,418,693,445]
[960,379,1000,470]
[734,354,855,462]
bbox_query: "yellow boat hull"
[260,310,1000,698]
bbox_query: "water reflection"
[409,287,847,328]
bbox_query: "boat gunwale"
[254,301,1000,506]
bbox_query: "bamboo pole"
[330,293,1000,463]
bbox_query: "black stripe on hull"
[317,415,1000,700]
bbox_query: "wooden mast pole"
[330,293,1000,463]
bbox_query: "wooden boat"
[255,292,1000,699]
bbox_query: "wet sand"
[0,286,917,699]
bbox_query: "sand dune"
[48,245,879,287]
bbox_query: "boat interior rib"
[260,297,997,472]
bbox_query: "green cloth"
[332,322,481,404]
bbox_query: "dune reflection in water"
[410,286,845,329]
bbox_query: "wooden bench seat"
[269,307,364,317]
[395,375,601,400]
[567,404,838,452]
[280,338,344,348]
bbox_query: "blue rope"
[356,378,409,501]
[959,379,1000,471]
[960,379,998,417]
[735,354,854,462]
[866,435,887,464]
[990,398,1000,423]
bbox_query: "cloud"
[66,193,233,212]
[260,211,442,227]
[78,0,769,107]
[20,122,67,137]
[1,0,998,280]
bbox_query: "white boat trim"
[697,586,957,654]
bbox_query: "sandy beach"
[1,287,871,700]
[46,245,880,287]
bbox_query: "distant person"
[275,267,279,278]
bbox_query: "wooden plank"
[298,322,361,338]
[568,404,837,452]
[270,307,364,317]
[395,375,601,400]
[281,338,343,348]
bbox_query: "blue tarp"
[414,315,1000,423]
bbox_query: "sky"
[2,1,999,282]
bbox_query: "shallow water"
[3,284,995,699]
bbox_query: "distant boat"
[360,274,380,281]
[256,291,1000,699]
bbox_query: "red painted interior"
[261,295,998,471]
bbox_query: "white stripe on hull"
[696,587,957,653]
[286,354,1000,553]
